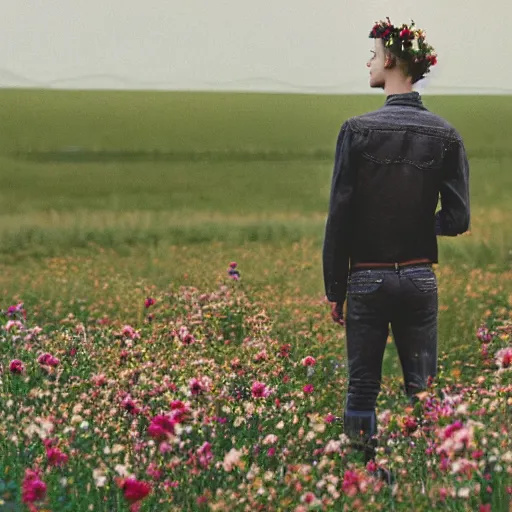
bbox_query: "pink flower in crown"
[303,384,314,394]
[251,381,272,398]
[9,359,25,374]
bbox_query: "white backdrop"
[1,0,509,94]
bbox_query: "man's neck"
[383,79,414,97]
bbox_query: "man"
[322,18,470,461]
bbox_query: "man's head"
[367,18,437,90]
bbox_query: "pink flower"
[496,347,512,369]
[341,470,360,497]
[144,297,155,308]
[267,447,276,457]
[121,396,140,415]
[148,415,176,441]
[197,442,213,468]
[118,477,152,507]
[303,384,314,394]
[46,446,69,467]
[9,359,25,374]
[477,325,493,343]
[121,325,140,340]
[189,377,205,395]
[91,373,108,386]
[402,416,418,434]
[22,468,47,504]
[324,413,336,423]
[37,353,60,367]
[301,356,316,367]
[146,462,163,481]
[251,381,272,398]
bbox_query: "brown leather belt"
[351,258,433,270]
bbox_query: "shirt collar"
[384,91,425,108]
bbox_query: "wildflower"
[267,447,276,456]
[146,462,163,481]
[495,347,512,369]
[341,470,360,497]
[9,359,25,374]
[279,344,292,357]
[251,381,272,398]
[117,477,152,511]
[222,448,244,472]
[144,297,155,308]
[5,320,24,331]
[303,384,314,394]
[477,325,493,343]
[301,356,316,367]
[402,416,418,435]
[37,353,60,367]
[91,374,108,386]
[189,377,205,395]
[227,262,240,281]
[46,446,69,467]
[121,325,140,340]
[22,468,47,504]
[324,413,337,423]
[197,442,213,468]
[121,396,140,415]
[148,415,176,441]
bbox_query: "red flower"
[118,477,152,505]
[400,28,412,40]
[46,446,69,467]
[402,416,418,434]
[301,356,316,367]
[9,359,25,374]
[303,384,314,394]
[251,381,271,398]
[148,414,176,441]
[37,353,60,367]
[22,468,47,504]
[144,297,155,308]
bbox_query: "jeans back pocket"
[348,272,384,295]
[403,267,437,293]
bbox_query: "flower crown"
[369,18,437,75]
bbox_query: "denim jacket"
[322,91,470,303]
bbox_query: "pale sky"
[1,0,509,94]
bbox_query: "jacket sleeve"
[435,137,470,236]
[322,121,355,303]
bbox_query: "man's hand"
[331,302,345,326]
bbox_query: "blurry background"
[1,0,510,95]
[0,1,511,370]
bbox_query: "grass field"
[0,89,511,511]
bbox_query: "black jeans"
[343,264,438,444]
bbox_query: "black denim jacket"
[322,91,470,303]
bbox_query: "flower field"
[1,263,511,511]
[1,90,512,510]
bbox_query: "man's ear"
[384,53,396,69]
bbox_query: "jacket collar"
[384,91,425,108]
